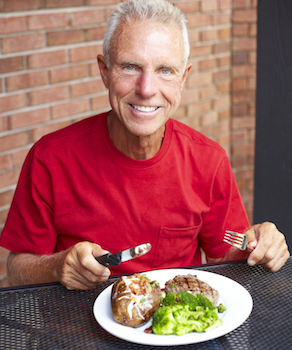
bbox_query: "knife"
[95,243,152,267]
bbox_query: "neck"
[107,112,165,160]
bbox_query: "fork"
[223,230,248,251]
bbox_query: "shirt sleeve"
[0,143,58,255]
[199,155,250,259]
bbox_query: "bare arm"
[7,242,111,290]
[207,222,290,272]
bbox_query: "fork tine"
[223,238,244,250]
[223,230,247,250]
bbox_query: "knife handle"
[96,253,121,267]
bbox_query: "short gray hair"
[103,0,190,67]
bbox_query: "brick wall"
[0,0,257,287]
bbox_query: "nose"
[135,71,158,98]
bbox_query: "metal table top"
[0,258,291,350]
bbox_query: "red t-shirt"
[0,112,249,275]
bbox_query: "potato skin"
[111,273,161,327]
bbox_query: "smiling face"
[98,19,192,143]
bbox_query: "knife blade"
[95,243,151,267]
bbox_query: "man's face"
[99,19,192,138]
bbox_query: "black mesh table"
[0,258,291,349]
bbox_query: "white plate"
[93,269,253,346]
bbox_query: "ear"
[181,62,192,90]
[97,54,109,89]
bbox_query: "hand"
[244,222,290,271]
[55,241,111,290]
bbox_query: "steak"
[164,274,219,306]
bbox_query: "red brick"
[190,45,212,58]
[188,30,200,44]
[187,14,212,28]
[200,29,218,42]
[0,57,24,74]
[213,42,230,54]
[12,147,31,167]
[70,9,105,26]
[0,154,10,171]
[214,69,230,82]
[232,52,248,65]
[174,1,200,13]
[91,94,110,111]
[28,50,68,69]
[50,64,88,84]
[232,65,256,78]
[0,169,21,188]
[249,23,257,36]
[232,91,256,104]
[70,78,106,98]
[219,108,230,120]
[232,104,248,116]
[200,111,218,127]
[218,54,231,67]
[0,93,26,114]
[212,13,231,25]
[51,98,89,119]
[201,0,218,12]
[199,85,217,99]
[232,38,257,51]
[28,85,68,106]
[2,33,45,54]
[45,0,83,7]
[189,100,212,115]
[89,62,100,77]
[232,78,248,91]
[28,13,68,30]
[219,0,232,10]
[87,26,107,41]
[180,89,199,105]
[251,0,257,8]
[32,121,70,142]
[199,58,217,71]
[232,116,255,129]
[47,29,85,46]
[0,189,14,206]
[218,27,231,40]
[217,80,230,94]
[0,16,27,34]
[6,71,48,92]
[0,0,42,12]
[232,23,249,36]
[187,72,213,88]
[0,132,30,152]
[0,116,7,132]
[212,95,230,109]
[9,107,50,129]
[233,10,257,23]
[233,0,249,9]
[70,44,102,62]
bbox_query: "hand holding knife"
[96,243,151,267]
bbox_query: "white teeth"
[132,105,158,112]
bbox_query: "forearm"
[7,251,66,287]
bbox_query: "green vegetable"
[152,292,225,336]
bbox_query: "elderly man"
[0,0,289,290]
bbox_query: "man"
[0,0,289,290]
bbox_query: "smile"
[131,105,159,112]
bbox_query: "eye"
[161,68,171,74]
[125,65,135,71]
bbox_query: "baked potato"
[111,273,161,327]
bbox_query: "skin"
[6,19,289,290]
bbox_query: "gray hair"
[103,0,190,67]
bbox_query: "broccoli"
[152,292,226,336]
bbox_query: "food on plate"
[111,273,161,327]
[165,274,219,305]
[152,290,226,336]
